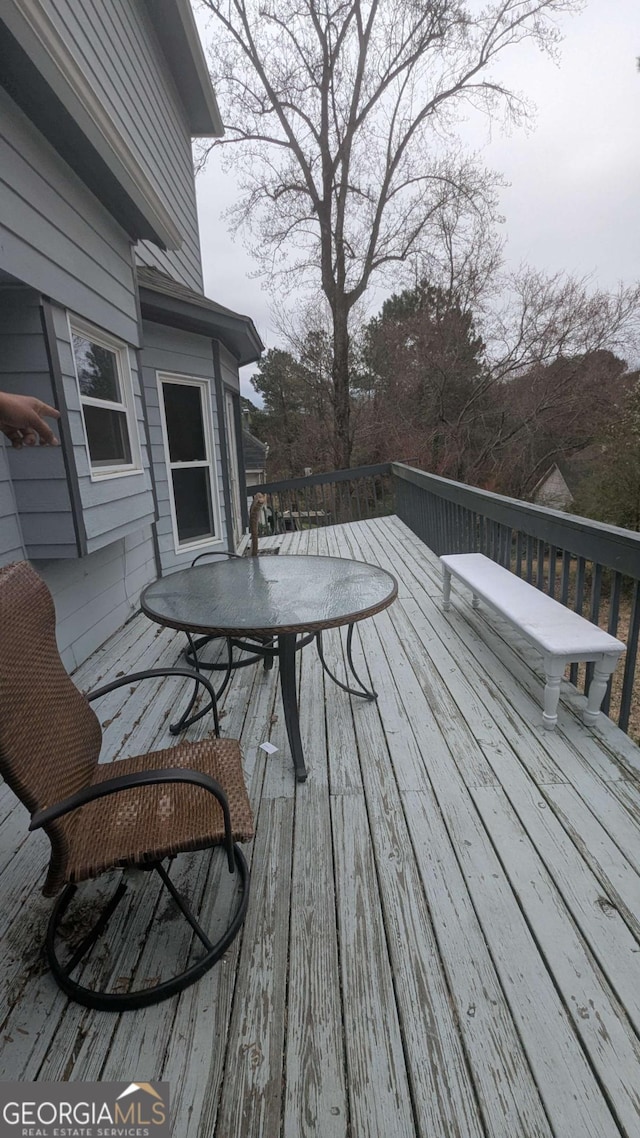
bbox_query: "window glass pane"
[162,383,207,462]
[83,405,132,466]
[73,334,120,402]
[172,467,214,543]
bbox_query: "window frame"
[69,315,143,481]
[156,372,223,555]
[224,387,243,548]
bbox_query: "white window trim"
[156,372,223,555]
[224,388,243,548]
[69,314,143,481]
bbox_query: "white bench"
[440,553,626,730]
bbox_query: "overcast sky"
[195,0,640,396]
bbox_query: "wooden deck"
[2,515,640,1137]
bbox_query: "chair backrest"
[0,561,102,892]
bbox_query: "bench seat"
[440,553,626,730]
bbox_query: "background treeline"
[246,276,640,529]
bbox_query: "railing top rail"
[257,463,392,495]
[392,462,640,578]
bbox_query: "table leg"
[278,633,307,782]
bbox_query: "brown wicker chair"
[0,560,254,1012]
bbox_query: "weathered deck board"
[0,516,639,1138]
[323,520,489,1138]
[320,542,555,1137]
[385,513,640,782]
[214,798,294,1138]
[376,517,640,882]
[333,520,632,1138]
[283,601,348,1138]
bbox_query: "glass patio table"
[140,555,397,781]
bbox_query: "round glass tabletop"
[141,555,397,637]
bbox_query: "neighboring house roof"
[530,463,573,510]
[242,428,268,471]
[137,266,264,365]
[529,448,599,509]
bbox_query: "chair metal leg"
[263,636,275,670]
[316,624,377,700]
[170,633,232,734]
[155,861,213,950]
[184,634,265,672]
[46,848,250,1011]
[63,880,129,973]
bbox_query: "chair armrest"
[85,667,220,736]
[191,550,242,566]
[29,768,236,870]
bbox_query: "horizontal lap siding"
[7,298,157,668]
[0,4,205,664]
[48,0,203,291]
[0,446,25,565]
[141,321,227,574]
[49,303,155,554]
[219,344,241,393]
[36,525,157,671]
[0,88,139,346]
[0,288,76,558]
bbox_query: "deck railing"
[393,462,640,736]
[245,460,640,735]
[253,463,393,532]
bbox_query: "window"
[158,375,221,550]
[70,317,141,477]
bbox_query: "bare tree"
[198,0,582,467]
[466,271,640,481]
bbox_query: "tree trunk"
[332,305,351,469]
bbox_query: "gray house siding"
[218,343,241,393]
[0,4,253,670]
[47,0,203,291]
[0,446,25,564]
[36,525,157,672]
[140,321,227,573]
[48,304,156,554]
[0,87,140,347]
[0,287,77,559]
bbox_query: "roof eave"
[0,4,183,247]
[139,286,263,366]
[146,0,224,138]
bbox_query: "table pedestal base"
[279,634,307,782]
[171,627,377,783]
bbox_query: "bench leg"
[543,657,566,730]
[471,593,480,610]
[583,656,618,726]
[442,567,452,611]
